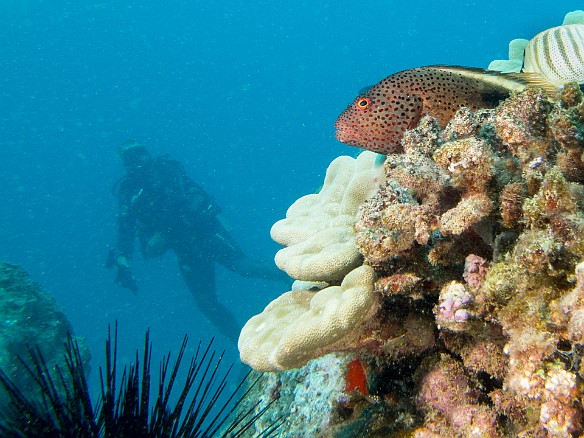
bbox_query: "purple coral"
[435,281,474,330]
[416,355,499,437]
[463,254,488,290]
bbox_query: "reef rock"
[0,262,89,409]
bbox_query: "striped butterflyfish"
[523,24,584,85]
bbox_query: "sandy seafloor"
[1,0,583,406]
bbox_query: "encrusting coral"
[238,81,584,436]
[415,354,500,437]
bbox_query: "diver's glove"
[115,265,138,294]
[107,250,138,294]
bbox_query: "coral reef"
[0,262,89,411]
[239,81,584,436]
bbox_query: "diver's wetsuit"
[115,156,280,343]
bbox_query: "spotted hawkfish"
[335,65,557,155]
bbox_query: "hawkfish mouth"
[334,124,362,147]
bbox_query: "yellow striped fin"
[431,65,560,98]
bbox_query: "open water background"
[1,0,582,400]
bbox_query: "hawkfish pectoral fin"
[399,92,424,129]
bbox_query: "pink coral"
[463,254,488,290]
[435,281,474,331]
[354,88,584,435]
[540,400,582,437]
[416,355,500,437]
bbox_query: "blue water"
[1,0,582,400]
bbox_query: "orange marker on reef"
[345,358,368,395]
[335,65,557,155]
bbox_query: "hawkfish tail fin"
[502,71,562,99]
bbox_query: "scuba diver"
[108,140,287,344]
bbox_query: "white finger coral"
[238,265,377,372]
[270,151,384,281]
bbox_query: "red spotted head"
[335,75,424,155]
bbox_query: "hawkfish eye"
[357,97,370,109]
